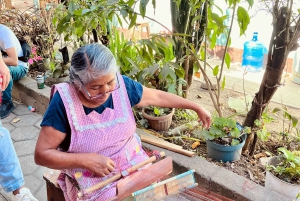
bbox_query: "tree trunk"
[243,7,290,154]
[170,0,206,97]
[3,0,12,8]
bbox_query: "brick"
[13,104,32,116]
[18,155,39,175]
[34,101,48,114]
[2,111,16,123]
[14,139,37,156]
[19,93,36,108]
[12,87,21,101]
[26,82,44,102]
[3,123,15,132]
[23,175,44,196]
[10,114,41,127]
[34,118,42,130]
[11,126,40,141]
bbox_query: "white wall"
[133,1,299,58]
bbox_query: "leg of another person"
[0,124,38,201]
[0,65,28,119]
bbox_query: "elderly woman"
[34,44,211,201]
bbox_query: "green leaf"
[272,107,282,113]
[142,49,153,65]
[210,125,223,136]
[213,65,219,76]
[175,67,185,78]
[237,6,250,36]
[225,52,231,69]
[120,9,128,18]
[230,127,240,138]
[211,12,225,29]
[231,139,240,146]
[68,1,77,15]
[291,116,299,128]
[167,83,176,94]
[90,5,97,11]
[243,126,251,134]
[200,129,215,141]
[128,14,137,30]
[191,15,202,26]
[257,126,270,141]
[81,9,90,15]
[152,0,156,10]
[140,0,150,18]
[73,9,82,16]
[161,65,174,80]
[107,0,119,5]
[245,0,254,8]
[221,76,226,89]
[126,57,140,70]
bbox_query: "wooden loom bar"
[77,152,165,198]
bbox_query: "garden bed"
[135,79,300,188]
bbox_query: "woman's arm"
[3,47,18,66]
[136,86,211,129]
[34,126,115,177]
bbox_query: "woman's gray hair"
[69,43,119,87]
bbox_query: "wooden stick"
[140,134,196,157]
[77,152,165,198]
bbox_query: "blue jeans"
[2,65,28,102]
[0,122,24,192]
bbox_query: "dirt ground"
[173,79,300,187]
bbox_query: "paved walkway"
[0,103,47,201]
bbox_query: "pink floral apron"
[52,74,149,201]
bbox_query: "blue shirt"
[41,75,143,151]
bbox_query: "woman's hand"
[0,54,10,90]
[195,106,211,129]
[84,153,116,177]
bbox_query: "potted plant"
[44,49,70,84]
[265,147,300,199]
[195,117,251,162]
[142,106,175,131]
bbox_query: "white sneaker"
[12,187,38,201]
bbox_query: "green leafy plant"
[44,50,70,78]
[267,147,300,184]
[254,119,271,142]
[174,109,198,123]
[272,106,299,141]
[194,116,251,146]
[144,106,172,117]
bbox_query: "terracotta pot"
[142,108,175,131]
[46,75,69,84]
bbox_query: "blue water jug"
[242,32,267,72]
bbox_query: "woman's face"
[80,72,119,103]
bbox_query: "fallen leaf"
[191,141,200,149]
[197,95,202,98]
[12,118,20,123]
[265,151,272,157]
[254,152,266,159]
[247,169,255,181]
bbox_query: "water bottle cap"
[254,32,258,34]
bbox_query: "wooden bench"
[43,170,65,201]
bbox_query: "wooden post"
[3,0,12,8]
